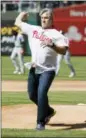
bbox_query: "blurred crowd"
[1,0,86,13]
[40,1,86,9]
[1,1,39,12]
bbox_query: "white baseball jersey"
[15,33,24,47]
[20,22,69,73]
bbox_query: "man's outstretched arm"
[41,41,68,55]
[15,12,28,27]
[52,44,68,55]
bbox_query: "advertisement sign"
[1,20,16,55]
[1,12,39,55]
[1,20,31,55]
[53,4,86,55]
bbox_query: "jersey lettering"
[33,30,52,43]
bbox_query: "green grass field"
[2,91,86,137]
[1,56,86,137]
[1,56,86,80]
[2,129,86,137]
[2,91,86,106]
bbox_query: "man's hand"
[20,11,29,21]
[40,40,68,55]
[15,11,29,27]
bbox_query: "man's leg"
[56,54,63,75]
[64,51,75,77]
[17,50,25,74]
[10,48,19,73]
[27,67,38,105]
[37,71,55,125]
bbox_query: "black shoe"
[45,109,56,124]
[35,123,45,130]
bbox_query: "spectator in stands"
[58,0,76,8]
[75,1,86,5]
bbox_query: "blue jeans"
[28,67,55,124]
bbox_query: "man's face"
[41,12,52,29]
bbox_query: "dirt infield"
[2,80,86,130]
[2,80,86,92]
[2,104,86,130]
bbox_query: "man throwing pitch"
[15,8,69,130]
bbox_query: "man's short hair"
[39,8,53,18]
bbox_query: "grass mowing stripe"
[2,129,86,137]
[2,92,32,106]
[49,91,86,104]
[2,56,86,80]
[2,91,86,106]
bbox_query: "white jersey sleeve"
[20,22,36,36]
[53,30,69,47]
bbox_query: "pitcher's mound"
[2,104,86,130]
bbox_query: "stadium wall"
[53,4,86,56]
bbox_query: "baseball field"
[1,56,86,137]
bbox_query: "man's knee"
[28,90,35,101]
[65,59,69,64]
[29,92,33,100]
[10,55,15,60]
[38,91,46,102]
